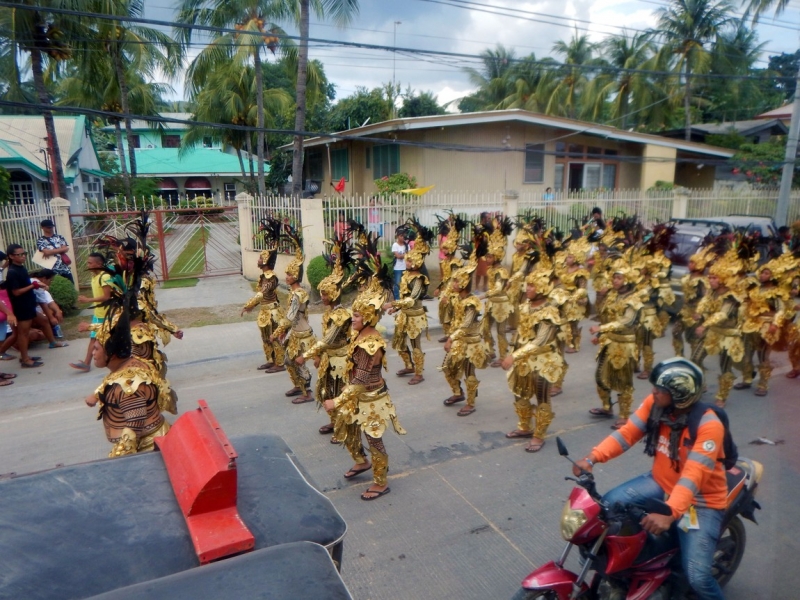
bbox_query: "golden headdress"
[283,223,304,282]
[317,235,354,302]
[347,218,369,247]
[437,211,466,256]
[707,233,757,288]
[405,217,435,270]
[525,266,555,296]
[256,217,282,270]
[563,234,592,265]
[487,216,514,261]
[689,244,714,272]
[350,234,393,326]
[452,224,487,291]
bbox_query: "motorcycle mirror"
[556,437,569,457]
[640,497,672,517]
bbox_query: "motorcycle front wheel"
[713,515,746,588]
[510,589,558,600]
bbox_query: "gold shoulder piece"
[355,333,386,355]
[294,288,309,304]
[330,307,352,327]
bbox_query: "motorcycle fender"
[605,531,647,574]
[625,567,671,600]
[522,561,588,600]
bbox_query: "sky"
[144,0,800,110]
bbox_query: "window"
[524,143,545,183]
[82,174,101,200]
[203,136,213,148]
[603,164,617,188]
[307,152,324,180]
[554,164,564,191]
[130,135,141,149]
[161,135,181,148]
[224,182,237,200]
[41,182,52,200]
[12,182,35,204]
[552,143,620,191]
[365,147,371,169]
[373,145,399,179]
[331,148,349,181]
[555,142,566,158]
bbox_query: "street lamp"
[393,20,401,118]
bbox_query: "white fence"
[0,202,56,271]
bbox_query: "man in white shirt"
[391,229,408,300]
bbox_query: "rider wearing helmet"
[573,358,729,600]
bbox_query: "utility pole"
[776,72,800,227]
[392,21,401,119]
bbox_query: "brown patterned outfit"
[243,270,286,367]
[93,357,171,457]
[332,333,406,487]
[303,306,352,426]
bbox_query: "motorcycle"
[512,437,762,600]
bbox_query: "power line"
[0,1,788,82]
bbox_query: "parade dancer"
[589,259,643,430]
[502,267,564,453]
[298,236,354,440]
[672,247,711,357]
[274,225,317,403]
[691,238,751,407]
[441,237,490,417]
[385,218,433,385]
[435,213,466,342]
[505,217,536,338]
[241,218,286,374]
[481,217,514,367]
[556,236,591,353]
[323,248,405,501]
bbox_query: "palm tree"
[290,0,359,197]
[177,0,295,197]
[0,1,86,198]
[462,44,517,110]
[498,53,551,112]
[88,0,182,183]
[546,31,599,119]
[744,0,790,21]
[653,0,734,140]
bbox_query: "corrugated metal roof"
[119,147,259,176]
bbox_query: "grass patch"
[169,226,208,277]
[161,278,199,289]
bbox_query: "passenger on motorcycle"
[573,358,728,600]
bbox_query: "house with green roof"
[101,113,259,203]
[0,115,106,210]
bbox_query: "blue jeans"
[393,270,404,300]
[603,474,726,600]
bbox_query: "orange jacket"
[592,394,728,519]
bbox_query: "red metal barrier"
[155,400,255,564]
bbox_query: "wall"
[639,144,677,189]
[675,160,716,189]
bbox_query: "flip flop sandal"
[611,419,628,430]
[0,373,17,380]
[361,487,390,501]
[408,376,424,385]
[330,437,342,445]
[266,365,286,373]
[754,389,768,397]
[319,423,334,434]
[636,371,650,380]
[589,408,614,418]
[505,430,533,439]
[344,464,372,479]
[48,342,69,348]
[0,379,13,387]
[0,353,15,361]
[396,368,414,377]
[257,363,274,370]
[457,406,476,417]
[291,395,314,404]
[733,382,752,390]
[285,387,302,397]
[786,370,800,379]
[21,361,43,368]
[525,441,546,453]
[70,361,91,372]
[443,395,465,406]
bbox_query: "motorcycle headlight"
[561,501,588,541]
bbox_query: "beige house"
[291,109,735,196]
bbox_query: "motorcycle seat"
[725,465,747,503]
[726,458,762,505]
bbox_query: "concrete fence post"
[236,192,257,280]
[503,190,519,268]
[300,197,326,290]
[672,191,689,220]
[50,197,79,291]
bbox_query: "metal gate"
[70,205,241,287]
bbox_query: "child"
[71,253,116,373]
[30,269,65,339]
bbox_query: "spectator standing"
[368,197,382,235]
[4,244,43,368]
[543,187,555,203]
[0,262,18,385]
[391,228,408,300]
[36,219,73,283]
[334,211,349,239]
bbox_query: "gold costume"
[93,358,172,457]
[304,305,352,410]
[442,294,489,407]
[243,270,287,367]
[595,283,642,419]
[391,271,429,376]
[673,273,708,357]
[506,293,563,440]
[740,280,790,394]
[483,265,513,360]
[438,256,463,336]
[557,265,590,351]
[332,333,406,487]
[276,287,317,395]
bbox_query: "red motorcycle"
[512,437,762,600]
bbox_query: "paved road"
[0,298,796,599]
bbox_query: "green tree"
[0,1,87,197]
[653,0,734,140]
[766,51,800,103]
[326,86,392,132]
[546,31,600,119]
[398,89,445,118]
[461,44,517,110]
[0,165,11,203]
[732,137,800,185]
[498,53,553,112]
